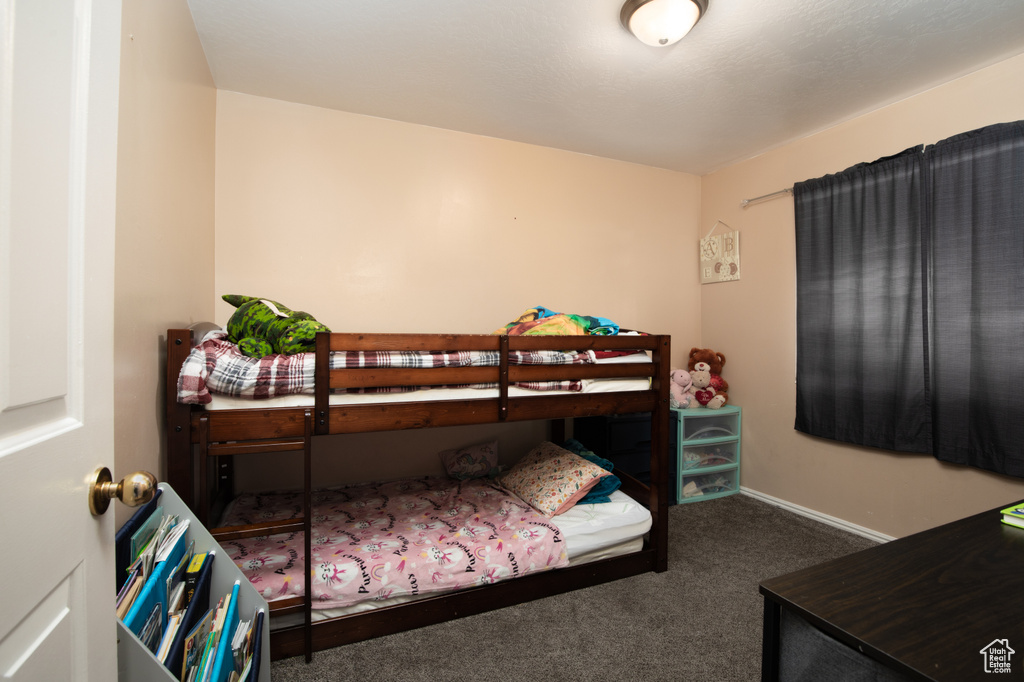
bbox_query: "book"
[139,512,178,578]
[212,588,233,639]
[230,616,252,673]
[197,593,229,682]
[138,534,158,579]
[168,581,187,616]
[184,552,209,606]
[157,518,190,562]
[155,612,183,662]
[116,563,141,604]
[194,595,225,682]
[115,488,163,592]
[130,505,164,561]
[1000,501,1024,529]
[208,582,242,682]
[116,573,144,621]
[122,521,190,636]
[164,552,216,678]
[169,538,195,585]
[235,658,251,682]
[181,608,213,681]
[139,601,163,654]
[195,630,217,682]
[116,564,142,614]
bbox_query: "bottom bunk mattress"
[217,477,652,621]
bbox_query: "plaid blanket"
[177,330,593,404]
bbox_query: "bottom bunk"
[211,439,660,660]
[273,541,661,660]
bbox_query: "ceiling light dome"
[621,0,708,47]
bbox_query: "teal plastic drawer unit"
[673,405,741,503]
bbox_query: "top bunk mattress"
[178,328,654,409]
[203,373,652,410]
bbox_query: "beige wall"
[212,91,700,348]
[212,91,702,487]
[701,53,1024,538]
[114,0,216,525]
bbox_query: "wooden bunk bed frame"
[165,327,671,662]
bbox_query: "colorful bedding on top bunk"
[493,305,621,336]
[218,476,570,609]
[177,306,646,404]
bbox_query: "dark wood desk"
[760,500,1024,681]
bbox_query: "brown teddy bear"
[687,347,728,407]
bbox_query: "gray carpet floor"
[270,494,877,682]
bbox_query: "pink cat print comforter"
[218,477,569,608]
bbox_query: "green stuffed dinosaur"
[222,294,330,358]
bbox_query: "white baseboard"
[740,487,895,544]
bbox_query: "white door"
[0,0,122,680]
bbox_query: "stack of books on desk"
[1000,502,1024,529]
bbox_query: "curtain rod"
[740,187,792,208]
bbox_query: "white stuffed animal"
[669,369,694,408]
[688,362,726,409]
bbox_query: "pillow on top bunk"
[439,440,499,480]
[499,441,609,517]
[560,438,621,504]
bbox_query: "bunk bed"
[165,324,671,662]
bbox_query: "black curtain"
[795,121,1024,477]
[794,147,931,454]
[926,122,1024,476]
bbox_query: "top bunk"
[167,326,671,441]
[165,311,672,523]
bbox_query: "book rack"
[116,483,270,682]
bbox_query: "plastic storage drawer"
[680,441,739,470]
[679,469,739,501]
[681,411,740,441]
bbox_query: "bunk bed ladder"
[301,409,312,663]
[199,410,315,663]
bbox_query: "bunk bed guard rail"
[312,331,668,435]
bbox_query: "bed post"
[166,328,195,509]
[314,332,330,435]
[650,335,671,572]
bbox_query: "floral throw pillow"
[560,438,621,504]
[499,441,609,517]
[439,440,499,480]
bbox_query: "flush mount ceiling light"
[621,0,708,47]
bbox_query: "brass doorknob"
[89,467,157,515]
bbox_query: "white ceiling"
[186,0,1024,175]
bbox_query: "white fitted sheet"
[203,351,652,410]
